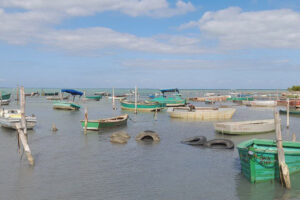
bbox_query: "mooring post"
[20,87,27,135]
[112,88,116,110]
[154,109,157,120]
[16,86,19,102]
[275,111,291,189]
[287,98,290,128]
[134,86,137,114]
[292,133,296,142]
[84,107,88,134]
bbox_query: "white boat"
[46,95,69,100]
[169,107,236,120]
[244,100,277,107]
[0,99,10,105]
[214,119,275,135]
[0,109,37,129]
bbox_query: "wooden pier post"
[20,87,27,135]
[112,88,116,110]
[275,111,291,189]
[134,86,137,114]
[292,133,296,142]
[84,107,88,134]
[16,86,19,102]
[287,98,290,128]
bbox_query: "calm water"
[1,89,300,200]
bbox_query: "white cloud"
[180,7,300,49]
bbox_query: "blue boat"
[53,89,83,110]
[149,88,186,107]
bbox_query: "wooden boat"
[277,99,300,107]
[120,100,165,112]
[237,139,300,183]
[169,107,236,120]
[46,95,69,100]
[205,100,215,104]
[94,92,111,97]
[279,109,300,115]
[53,101,81,110]
[41,91,59,96]
[0,109,37,129]
[83,95,102,101]
[227,97,254,101]
[108,95,127,100]
[0,99,10,105]
[244,100,277,107]
[214,119,275,135]
[0,92,11,100]
[149,88,186,107]
[80,114,128,130]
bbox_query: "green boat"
[227,97,254,101]
[53,101,81,110]
[80,114,128,130]
[149,88,186,107]
[279,109,300,115]
[84,95,102,101]
[237,139,300,183]
[0,92,11,100]
[120,100,165,112]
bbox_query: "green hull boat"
[120,100,165,112]
[279,109,300,115]
[80,114,128,130]
[84,95,102,101]
[237,139,300,183]
[1,92,11,100]
[53,101,81,110]
[227,97,254,101]
[149,96,186,107]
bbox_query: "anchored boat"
[237,139,300,183]
[244,100,277,107]
[149,88,186,107]
[0,109,37,129]
[120,100,165,112]
[169,107,236,120]
[53,89,83,110]
[80,114,128,130]
[214,119,275,135]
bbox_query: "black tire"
[204,139,234,149]
[181,136,207,145]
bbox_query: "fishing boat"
[83,95,102,101]
[227,97,254,101]
[244,100,277,107]
[237,139,300,183]
[0,109,37,129]
[53,89,83,110]
[205,100,215,104]
[41,90,59,96]
[80,114,128,130]
[169,107,236,120]
[46,95,69,100]
[108,95,127,100]
[279,109,300,115]
[0,99,10,105]
[214,119,275,135]
[120,100,165,112]
[0,92,11,100]
[149,88,186,107]
[94,92,111,97]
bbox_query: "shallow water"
[0,89,299,200]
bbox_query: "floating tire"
[181,136,207,145]
[204,139,234,149]
[136,130,160,142]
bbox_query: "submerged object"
[181,136,207,145]
[204,139,234,149]
[136,130,160,142]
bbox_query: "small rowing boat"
[80,114,128,130]
[0,109,37,129]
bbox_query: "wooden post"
[134,86,137,114]
[0,91,2,106]
[275,111,291,189]
[84,108,88,134]
[20,87,27,135]
[112,88,116,110]
[292,133,296,142]
[59,91,63,101]
[16,86,19,102]
[287,98,290,128]
[154,109,157,120]
[16,123,34,166]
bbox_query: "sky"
[0,0,300,89]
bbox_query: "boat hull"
[80,114,128,130]
[53,101,81,110]
[0,117,37,129]
[238,139,300,183]
[120,100,164,112]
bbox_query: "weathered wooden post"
[292,133,296,142]
[112,88,116,110]
[84,107,88,134]
[16,86,19,102]
[17,86,34,166]
[154,109,157,120]
[287,98,290,128]
[134,86,137,114]
[52,123,58,132]
[275,111,291,189]
[59,91,63,101]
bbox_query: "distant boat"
[83,95,102,101]
[243,100,277,107]
[108,95,127,100]
[0,109,37,129]
[169,107,236,120]
[120,100,165,112]
[94,92,111,97]
[279,109,300,115]
[227,97,254,101]
[80,114,128,130]
[214,119,275,135]
[149,88,186,107]
[238,139,300,183]
[53,89,83,110]
[205,100,215,104]
[0,92,11,100]
[0,99,10,106]
[46,95,69,100]
[41,91,59,96]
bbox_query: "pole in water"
[20,86,27,135]
[154,109,157,120]
[292,133,296,142]
[287,98,290,129]
[134,86,137,114]
[84,107,88,134]
[52,123,58,132]
[112,88,116,110]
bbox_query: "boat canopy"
[61,89,83,96]
[160,88,179,94]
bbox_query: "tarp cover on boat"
[61,89,83,96]
[160,88,179,94]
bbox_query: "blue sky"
[0,0,300,89]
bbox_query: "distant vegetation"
[288,85,300,91]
